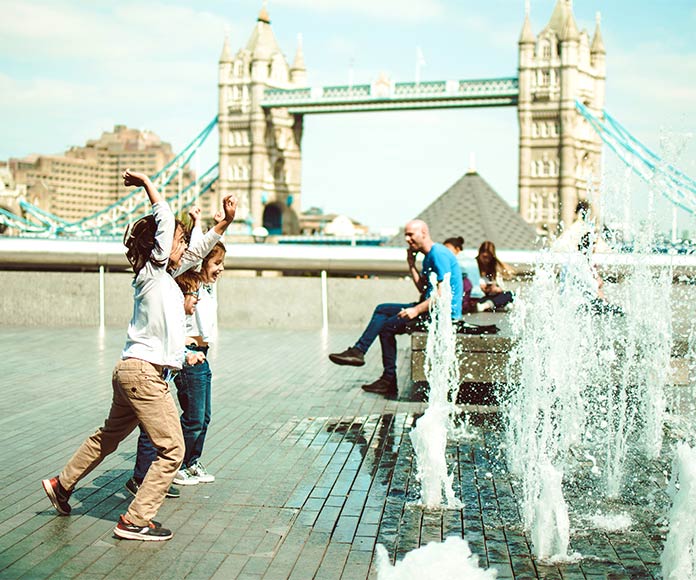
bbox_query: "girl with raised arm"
[42,170,236,541]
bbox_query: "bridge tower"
[518,0,606,235]
[218,6,305,233]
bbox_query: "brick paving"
[0,327,688,579]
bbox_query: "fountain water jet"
[503,213,674,559]
[531,462,570,560]
[410,272,462,509]
[661,442,696,579]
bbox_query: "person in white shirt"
[41,169,237,542]
[172,229,226,485]
[128,209,227,489]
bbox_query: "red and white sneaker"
[42,476,72,515]
[113,515,173,541]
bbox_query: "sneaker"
[329,346,365,367]
[173,468,199,486]
[125,477,180,499]
[188,461,215,483]
[42,476,72,515]
[361,377,398,396]
[114,515,173,541]
[476,300,494,312]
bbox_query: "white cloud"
[0,0,233,137]
[0,0,240,62]
[0,73,94,106]
[272,0,446,22]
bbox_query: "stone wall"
[2,271,693,340]
[0,271,418,329]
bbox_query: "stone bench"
[410,312,512,404]
[411,312,512,384]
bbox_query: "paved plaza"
[0,326,690,579]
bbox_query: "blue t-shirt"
[458,256,485,299]
[421,243,463,319]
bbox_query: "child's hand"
[122,169,150,188]
[185,351,206,365]
[213,210,224,224]
[221,195,238,223]
[188,206,202,225]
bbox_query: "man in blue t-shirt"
[329,219,463,396]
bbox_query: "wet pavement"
[0,327,691,579]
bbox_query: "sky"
[1,0,695,235]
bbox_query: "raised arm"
[172,195,237,277]
[122,169,174,266]
[122,169,162,206]
[212,195,238,236]
[188,206,204,247]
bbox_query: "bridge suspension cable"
[575,100,696,215]
[0,117,218,238]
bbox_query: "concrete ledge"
[411,312,513,384]
[411,312,693,387]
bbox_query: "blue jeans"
[133,356,212,481]
[354,302,428,381]
[174,357,212,468]
[488,291,514,309]
[133,427,157,483]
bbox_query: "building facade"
[517,0,606,234]
[0,166,28,235]
[217,7,304,234]
[9,126,196,222]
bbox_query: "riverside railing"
[2,237,696,331]
[2,237,696,273]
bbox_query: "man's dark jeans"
[354,302,428,381]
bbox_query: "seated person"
[475,241,514,312]
[443,236,486,313]
[575,232,623,316]
[552,199,610,253]
[329,220,463,397]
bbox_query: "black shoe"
[361,377,397,395]
[125,477,180,499]
[329,346,365,367]
[42,476,72,515]
[114,515,173,541]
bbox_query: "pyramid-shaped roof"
[387,170,538,250]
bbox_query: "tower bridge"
[218,0,606,236]
[259,77,519,114]
[4,1,695,241]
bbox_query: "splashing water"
[410,272,462,509]
[530,461,570,560]
[376,536,497,580]
[503,227,673,558]
[669,316,696,444]
[661,442,696,579]
[589,512,632,532]
[422,272,460,414]
[503,254,592,557]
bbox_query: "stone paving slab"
[0,327,690,579]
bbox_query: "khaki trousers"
[59,358,184,526]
